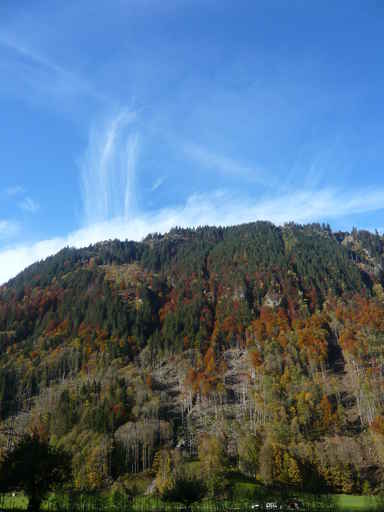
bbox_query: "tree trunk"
[28,492,42,512]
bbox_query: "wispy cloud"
[1,185,384,284]
[80,110,140,225]
[0,32,109,104]
[0,220,19,240]
[5,185,24,197]
[18,197,39,214]
[183,142,272,187]
[0,33,65,75]
[151,177,166,192]
[4,186,39,213]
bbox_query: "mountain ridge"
[1,221,384,493]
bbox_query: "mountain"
[1,221,384,494]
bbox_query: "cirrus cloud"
[18,197,39,213]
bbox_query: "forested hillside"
[1,222,384,494]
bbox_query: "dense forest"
[1,221,384,495]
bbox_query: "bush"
[161,475,206,507]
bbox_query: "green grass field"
[330,494,383,511]
[0,493,28,509]
[1,489,383,511]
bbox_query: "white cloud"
[151,177,166,192]
[18,197,39,213]
[0,32,109,104]
[80,110,139,225]
[0,33,64,75]
[5,186,24,197]
[0,220,19,240]
[183,142,272,187]
[1,185,384,285]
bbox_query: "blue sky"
[1,0,384,282]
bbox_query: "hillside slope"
[1,222,384,493]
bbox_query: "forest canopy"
[1,222,384,494]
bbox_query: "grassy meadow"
[1,490,383,512]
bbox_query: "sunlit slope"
[1,222,384,492]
